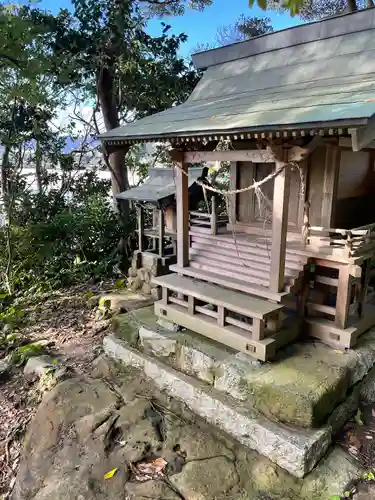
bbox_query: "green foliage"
[0,188,130,292]
[248,0,371,20]
[114,279,126,289]
[0,304,23,328]
[10,342,45,366]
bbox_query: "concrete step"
[103,334,330,479]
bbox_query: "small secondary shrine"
[101,9,375,361]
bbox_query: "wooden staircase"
[173,231,311,302]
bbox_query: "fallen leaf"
[349,434,362,449]
[365,434,373,440]
[132,457,167,482]
[104,468,118,480]
[355,409,364,427]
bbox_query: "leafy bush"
[0,171,136,294]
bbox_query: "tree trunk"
[97,66,130,214]
[346,0,357,11]
[35,137,42,194]
[1,144,10,198]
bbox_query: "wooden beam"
[137,206,144,252]
[269,161,291,293]
[321,145,340,228]
[350,117,375,151]
[176,161,189,267]
[339,137,375,150]
[217,305,225,327]
[158,208,165,258]
[184,143,319,165]
[252,318,265,340]
[229,161,238,224]
[210,195,217,235]
[188,295,196,315]
[335,266,351,329]
[184,149,275,163]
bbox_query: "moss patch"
[112,306,157,346]
[245,343,357,428]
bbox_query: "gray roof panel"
[116,167,202,203]
[100,11,375,144]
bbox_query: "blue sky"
[147,1,302,56]
[40,0,302,58]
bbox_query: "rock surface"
[23,355,55,379]
[99,289,155,315]
[11,358,364,500]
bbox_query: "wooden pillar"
[176,159,189,267]
[358,259,371,318]
[217,306,225,327]
[137,205,144,252]
[158,208,165,258]
[211,195,217,235]
[335,265,351,329]
[229,161,238,224]
[269,161,291,293]
[321,145,340,228]
[188,295,196,315]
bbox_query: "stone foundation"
[127,251,163,300]
[103,305,375,481]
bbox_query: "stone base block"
[103,335,331,478]
[115,308,375,429]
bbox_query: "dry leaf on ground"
[104,468,118,479]
[131,457,167,482]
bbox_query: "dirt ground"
[0,284,112,498]
[1,285,375,500]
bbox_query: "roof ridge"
[192,7,375,70]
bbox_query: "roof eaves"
[101,118,368,146]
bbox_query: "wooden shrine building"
[101,9,375,361]
[117,166,220,262]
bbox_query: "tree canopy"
[249,0,374,18]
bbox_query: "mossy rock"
[245,343,354,428]
[111,306,158,347]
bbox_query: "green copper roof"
[100,9,375,145]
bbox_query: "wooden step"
[189,255,300,286]
[153,273,284,319]
[189,261,270,288]
[190,219,228,226]
[169,265,289,302]
[189,248,301,277]
[190,243,305,272]
[190,231,314,262]
[190,234,309,265]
